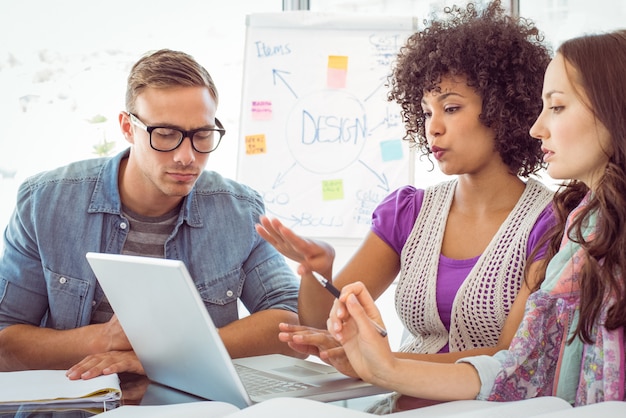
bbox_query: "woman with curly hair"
[257,0,552,383]
[329,29,626,407]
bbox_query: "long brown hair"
[529,30,626,343]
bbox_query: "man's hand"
[66,350,144,380]
[98,314,132,352]
[66,314,140,380]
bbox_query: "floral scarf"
[487,193,625,405]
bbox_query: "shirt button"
[92,301,97,306]
[226,290,234,298]
[59,277,67,284]
[120,222,128,229]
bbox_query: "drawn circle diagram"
[285,89,367,175]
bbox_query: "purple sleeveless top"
[371,185,554,352]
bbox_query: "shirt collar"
[88,148,203,228]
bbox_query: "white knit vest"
[396,178,553,353]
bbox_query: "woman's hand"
[278,323,359,378]
[256,215,335,277]
[327,281,393,383]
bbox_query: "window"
[519,0,626,50]
[0,0,280,235]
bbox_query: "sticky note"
[251,100,272,121]
[327,55,348,89]
[380,139,404,162]
[245,134,267,155]
[328,55,349,70]
[322,179,344,201]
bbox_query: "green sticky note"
[322,179,344,201]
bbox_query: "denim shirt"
[0,149,298,331]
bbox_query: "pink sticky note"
[327,55,348,89]
[251,100,272,121]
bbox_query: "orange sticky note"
[245,134,267,155]
[328,55,348,70]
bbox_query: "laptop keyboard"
[234,363,314,396]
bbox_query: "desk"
[7,374,625,418]
[131,375,398,414]
[0,373,399,417]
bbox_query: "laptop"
[85,252,389,409]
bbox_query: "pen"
[311,271,388,337]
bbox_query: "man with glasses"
[0,49,302,379]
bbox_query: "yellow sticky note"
[328,55,348,70]
[245,134,267,155]
[322,179,344,201]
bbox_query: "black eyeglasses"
[128,112,225,154]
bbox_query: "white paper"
[0,370,121,405]
[98,401,240,417]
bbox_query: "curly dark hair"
[387,0,551,177]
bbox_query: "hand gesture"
[256,215,335,276]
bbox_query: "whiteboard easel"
[237,12,418,241]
